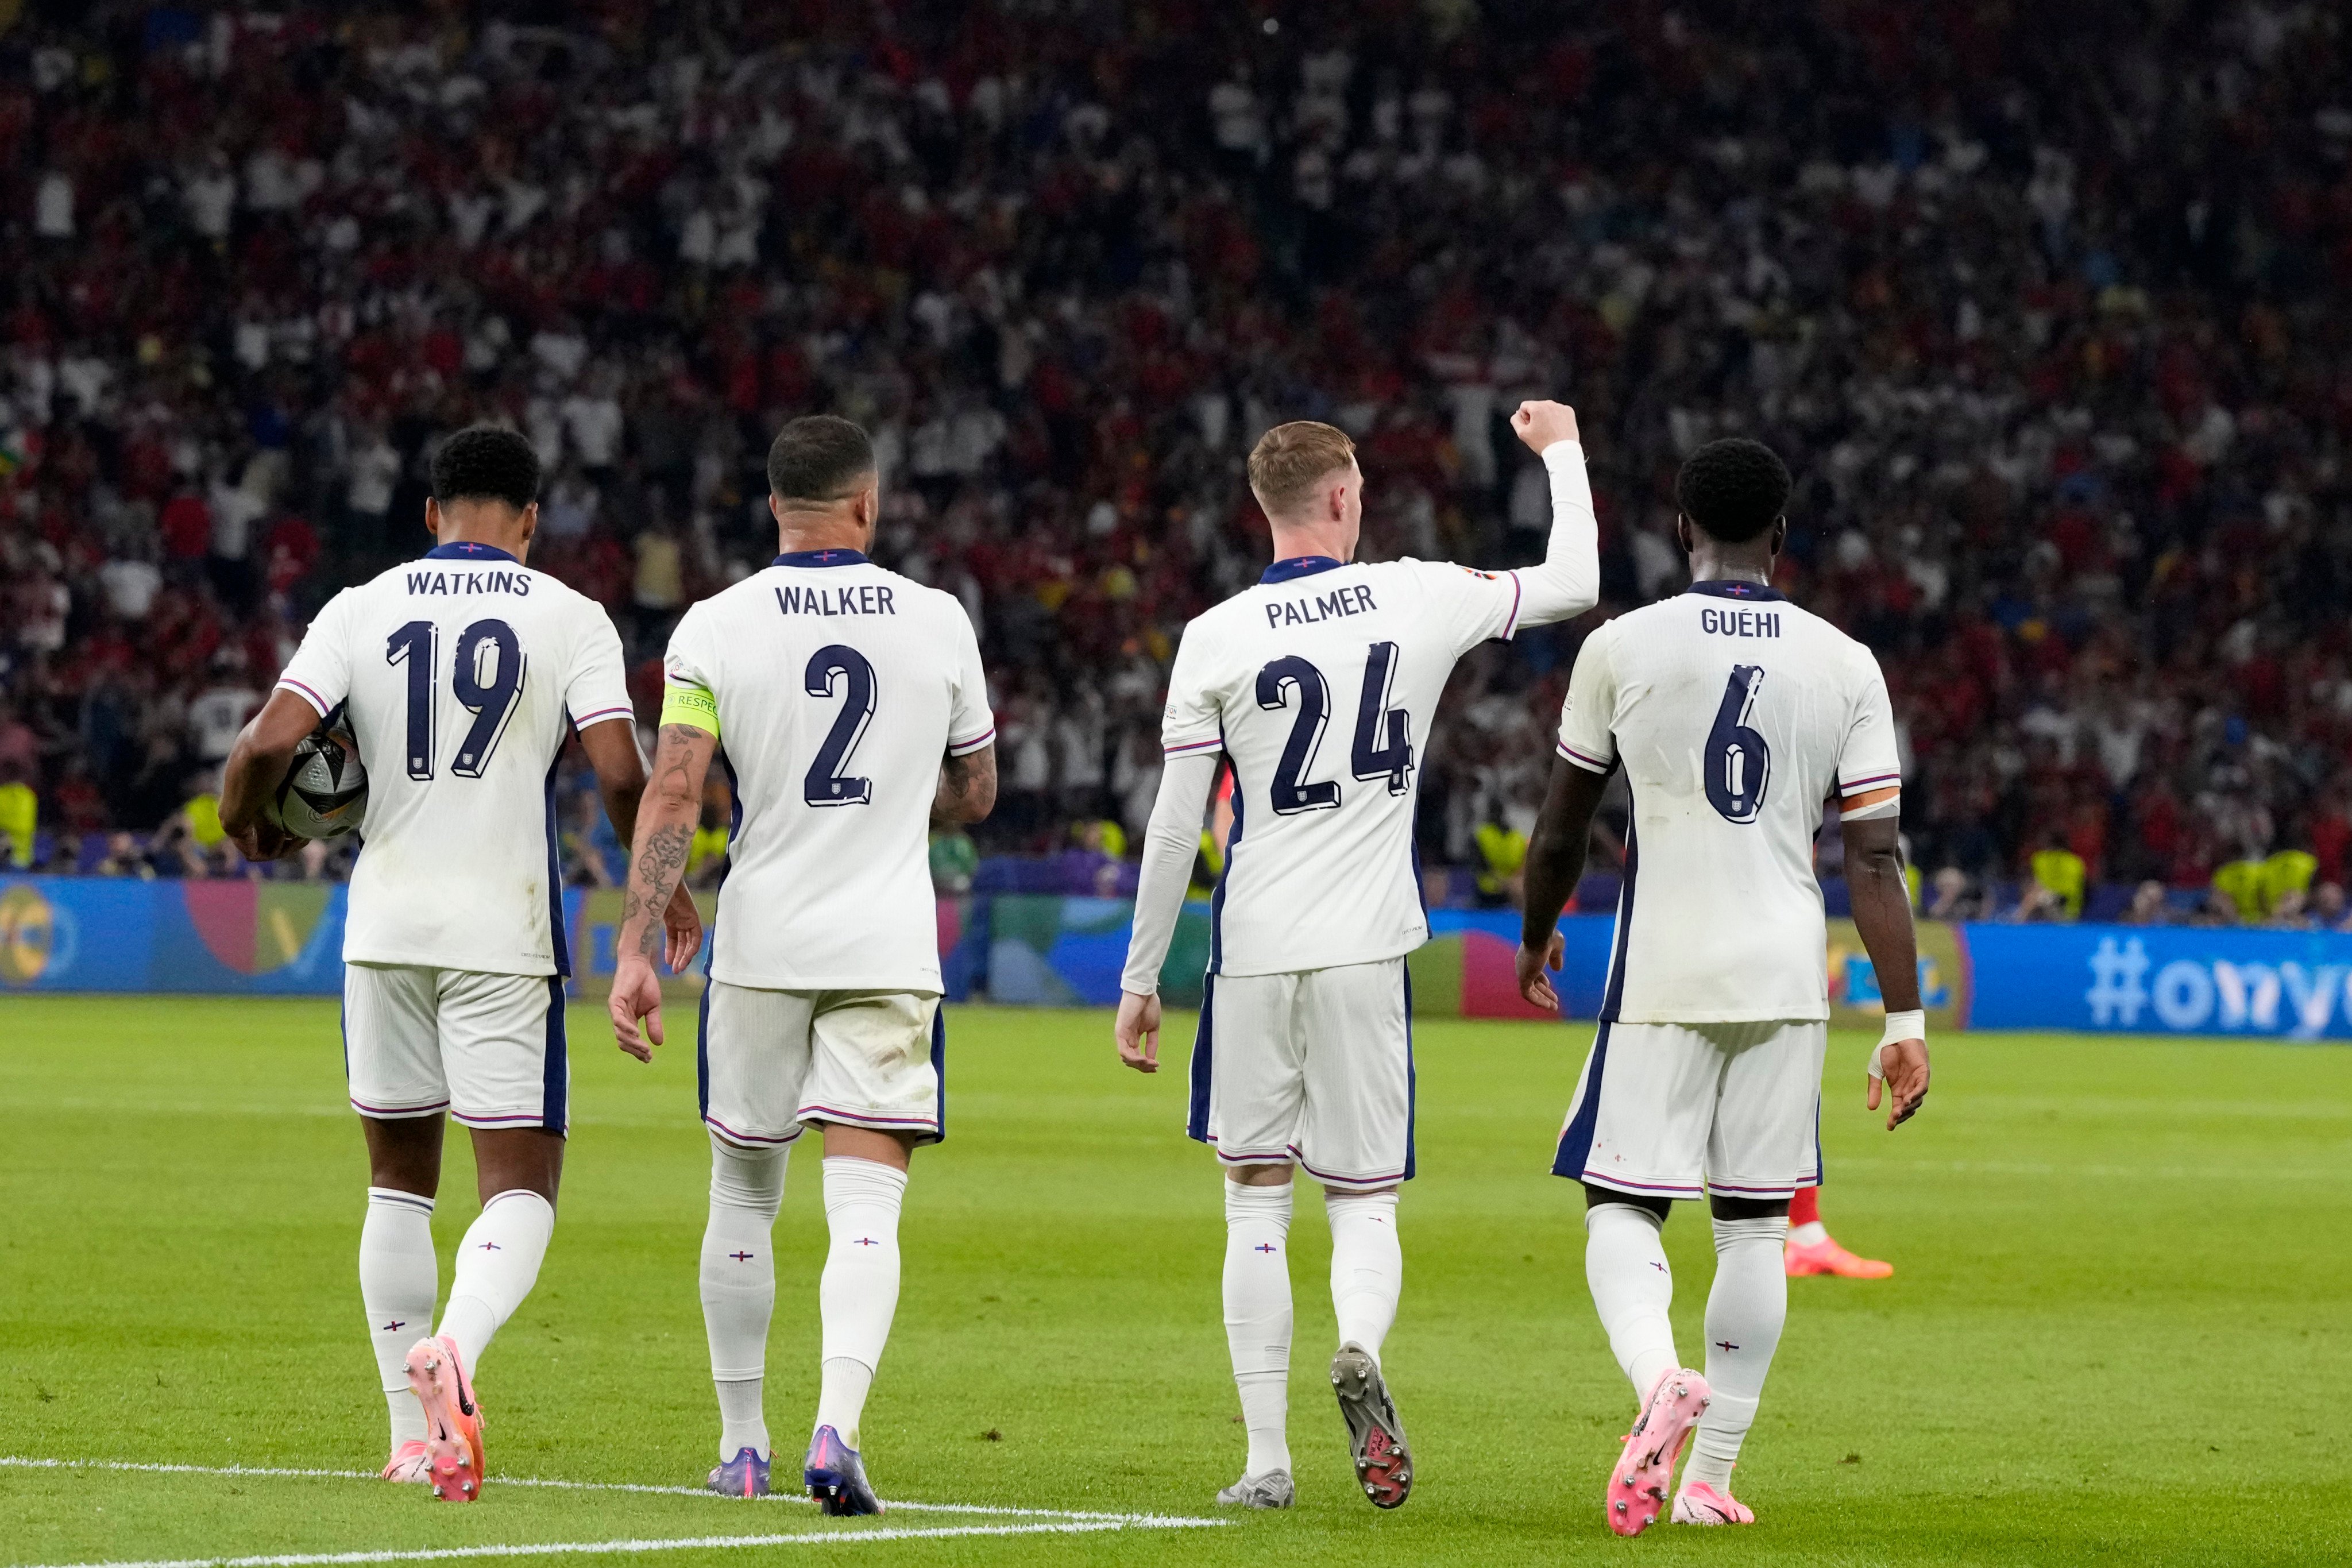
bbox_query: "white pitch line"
[12,1520,1154,1568]
[0,1457,1227,1530]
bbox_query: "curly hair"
[430,426,542,512]
[1675,438,1791,544]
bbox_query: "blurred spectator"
[2119,880,2172,926]
[929,825,979,896]
[0,758,36,867]
[2026,831,2087,921]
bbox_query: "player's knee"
[709,1130,787,1214]
[1708,1192,1789,1223]
[1585,1183,1671,1223]
[1225,1161,1295,1188]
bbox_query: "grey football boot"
[1330,1342,1413,1508]
[1216,1469,1296,1509]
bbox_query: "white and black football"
[275,723,368,840]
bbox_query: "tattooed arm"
[578,717,703,974]
[933,743,998,825]
[608,722,717,1061]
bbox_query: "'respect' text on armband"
[659,682,721,737]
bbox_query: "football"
[273,723,368,840]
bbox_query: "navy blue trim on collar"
[774,549,869,568]
[424,542,520,563]
[1686,578,1785,603]
[1260,555,1347,585]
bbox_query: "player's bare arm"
[218,689,325,862]
[1845,809,1930,1129]
[577,718,704,974]
[1516,758,1612,1012]
[932,743,997,825]
[1115,750,1223,1073]
[609,722,716,1061]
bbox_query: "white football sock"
[814,1156,906,1449]
[1223,1179,1295,1478]
[1585,1202,1681,1404]
[1325,1189,1401,1365]
[360,1187,437,1449]
[1788,1220,1829,1248]
[435,1189,555,1373]
[1685,1215,1789,1492]
[702,1135,787,1461]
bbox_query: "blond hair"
[1247,421,1357,518]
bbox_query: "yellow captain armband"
[660,683,721,737]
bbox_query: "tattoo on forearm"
[627,823,693,956]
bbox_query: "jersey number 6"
[1704,664,1771,824]
[1256,642,1415,816]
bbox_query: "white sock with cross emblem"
[360,1188,438,1451]
[435,1189,555,1373]
[702,1134,787,1461]
[1223,1179,1295,1479]
[1684,1215,1789,1493]
[814,1157,906,1450]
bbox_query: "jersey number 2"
[1256,642,1414,815]
[1704,665,1771,823]
[803,644,876,806]
[385,619,526,781]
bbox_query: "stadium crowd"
[3,1,2352,926]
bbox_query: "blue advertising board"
[6,874,2351,1046]
[1963,922,2352,1040]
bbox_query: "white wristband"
[1870,1009,1925,1079]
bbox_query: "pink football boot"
[1673,1478,1755,1524]
[1606,1369,1710,1536]
[404,1335,487,1501]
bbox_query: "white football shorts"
[1553,1018,1825,1199]
[342,962,570,1134]
[698,980,944,1148]
[1188,957,1413,1192]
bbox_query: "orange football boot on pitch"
[403,1335,486,1501]
[1785,1234,1893,1279]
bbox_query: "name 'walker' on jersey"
[663,549,993,995]
[274,540,635,976]
[1554,581,1903,1024]
[1161,554,1536,976]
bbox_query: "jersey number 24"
[1255,641,1413,814]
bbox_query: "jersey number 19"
[387,619,526,781]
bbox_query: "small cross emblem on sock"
[853,1237,879,1246]
[1714,1339,1740,1352]
[1650,1261,1668,1273]
[381,1320,404,1331]
[478,1241,501,1251]
[1253,1243,1278,1254]
[730,1250,755,1262]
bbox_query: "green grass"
[2,997,2348,1567]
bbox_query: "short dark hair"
[431,426,542,511]
[1676,438,1791,544]
[767,415,876,504]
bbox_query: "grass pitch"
[2,996,2347,1567]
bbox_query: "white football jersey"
[1555,582,1902,1024]
[275,542,635,976]
[664,549,993,994]
[1164,555,1533,976]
